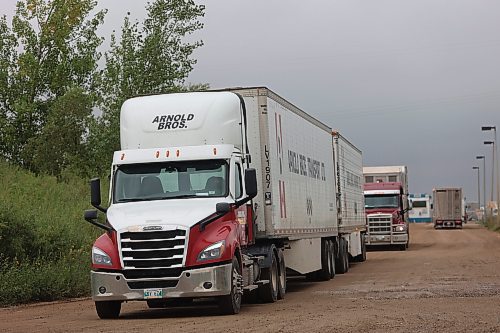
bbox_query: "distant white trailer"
[408,193,432,223]
[432,187,464,229]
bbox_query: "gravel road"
[1,222,500,333]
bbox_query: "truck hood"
[106,198,228,232]
[366,208,405,224]
[365,208,398,216]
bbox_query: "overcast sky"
[2,0,500,205]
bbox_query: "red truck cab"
[364,182,410,250]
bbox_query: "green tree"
[28,87,93,176]
[90,0,206,175]
[0,0,105,173]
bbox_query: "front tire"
[95,301,121,319]
[218,256,243,315]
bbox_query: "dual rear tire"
[317,239,336,280]
[259,247,285,303]
[335,237,349,274]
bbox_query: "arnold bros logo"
[152,113,195,130]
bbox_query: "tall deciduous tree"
[90,0,206,174]
[0,0,105,172]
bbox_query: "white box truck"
[432,187,464,229]
[363,166,410,250]
[84,87,366,318]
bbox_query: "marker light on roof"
[166,150,170,157]
[120,153,125,161]
[213,148,217,155]
[176,150,180,157]
[156,151,160,158]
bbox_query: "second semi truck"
[363,166,410,250]
[84,87,366,318]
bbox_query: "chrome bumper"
[91,263,232,301]
[367,233,408,245]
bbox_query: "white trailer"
[363,166,409,196]
[84,87,365,318]
[333,132,367,269]
[432,187,464,229]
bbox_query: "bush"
[0,161,102,306]
[484,216,500,232]
[0,250,90,306]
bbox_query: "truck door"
[233,159,249,246]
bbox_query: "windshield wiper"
[169,194,200,199]
[117,196,167,203]
[117,194,214,203]
[116,198,145,203]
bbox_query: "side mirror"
[244,168,258,199]
[91,178,102,207]
[84,209,98,221]
[83,209,112,232]
[90,178,107,213]
[216,202,231,215]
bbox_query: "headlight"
[197,240,225,262]
[393,224,407,232]
[92,246,112,266]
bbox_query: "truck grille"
[367,215,392,234]
[119,229,187,290]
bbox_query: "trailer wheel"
[95,301,121,319]
[336,238,349,274]
[218,256,243,315]
[354,234,367,262]
[343,239,350,273]
[328,240,336,279]
[317,239,333,281]
[277,249,286,300]
[258,250,278,303]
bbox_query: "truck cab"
[85,92,261,318]
[364,182,410,250]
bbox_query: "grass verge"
[0,161,103,306]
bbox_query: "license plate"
[144,288,163,299]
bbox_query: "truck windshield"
[364,194,399,209]
[113,160,228,203]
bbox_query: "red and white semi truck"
[84,87,366,318]
[363,166,410,250]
